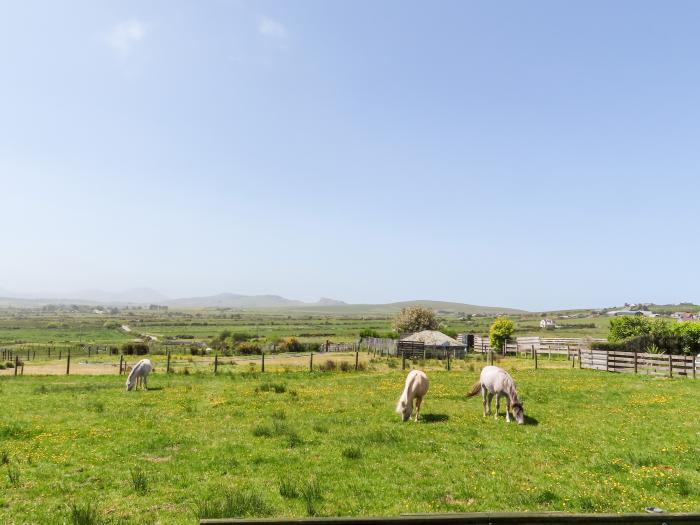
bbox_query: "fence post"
[119,355,124,375]
[214,354,219,375]
[261,352,265,372]
[325,340,330,353]
[578,348,582,369]
[166,351,171,374]
[693,355,697,380]
[355,350,359,371]
[402,350,406,370]
[447,351,451,371]
[634,351,638,374]
[14,355,18,376]
[309,352,313,372]
[668,353,673,378]
[605,351,609,372]
[571,346,575,368]
[534,347,538,370]
[66,351,71,375]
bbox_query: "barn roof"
[400,330,463,347]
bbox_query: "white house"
[539,319,555,329]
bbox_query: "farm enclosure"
[1,358,699,524]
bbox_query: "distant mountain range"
[164,293,347,309]
[0,287,522,314]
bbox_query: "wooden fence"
[580,349,699,378]
[0,343,115,362]
[201,512,700,525]
[472,336,492,353]
[471,336,606,357]
[360,337,398,356]
[323,341,360,353]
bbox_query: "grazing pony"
[126,358,152,391]
[396,370,429,422]
[467,365,524,424]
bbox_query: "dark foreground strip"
[201,513,700,525]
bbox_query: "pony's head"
[396,398,412,422]
[126,377,135,391]
[511,402,525,425]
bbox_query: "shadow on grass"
[145,387,164,391]
[421,413,449,423]
[523,415,539,426]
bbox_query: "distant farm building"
[540,319,556,329]
[607,310,644,316]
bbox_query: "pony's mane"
[127,360,142,383]
[506,378,521,406]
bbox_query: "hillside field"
[0,357,698,524]
[0,309,612,347]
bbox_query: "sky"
[1,0,700,311]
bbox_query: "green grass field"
[0,309,612,349]
[1,357,698,524]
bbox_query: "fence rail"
[580,349,699,377]
[201,512,700,525]
[360,337,398,356]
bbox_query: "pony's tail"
[466,381,482,397]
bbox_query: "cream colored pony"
[467,365,524,424]
[126,358,152,391]
[396,370,429,422]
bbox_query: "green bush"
[441,327,458,338]
[319,359,337,371]
[489,317,515,351]
[591,341,625,351]
[673,321,700,354]
[608,316,672,342]
[121,343,149,356]
[236,342,261,355]
[230,332,252,343]
[279,337,303,353]
[607,316,700,355]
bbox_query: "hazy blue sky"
[2,1,699,310]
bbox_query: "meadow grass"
[0,360,698,524]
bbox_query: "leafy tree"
[489,317,515,351]
[608,316,671,342]
[392,306,439,334]
[672,321,700,354]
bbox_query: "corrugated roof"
[400,330,464,346]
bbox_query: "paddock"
[1,357,699,524]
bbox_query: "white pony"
[126,358,152,391]
[467,365,524,424]
[396,370,429,422]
